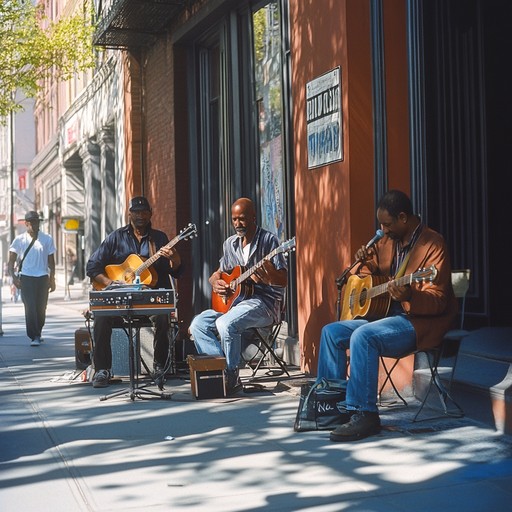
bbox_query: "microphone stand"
[335,257,363,320]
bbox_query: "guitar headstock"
[178,223,198,240]
[277,237,296,256]
[412,265,437,283]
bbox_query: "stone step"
[413,326,512,434]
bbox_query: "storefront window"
[253,2,286,242]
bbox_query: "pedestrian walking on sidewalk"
[8,211,56,346]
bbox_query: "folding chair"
[378,269,471,421]
[241,321,290,378]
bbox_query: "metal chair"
[378,269,470,421]
[242,321,289,378]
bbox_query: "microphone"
[335,229,385,286]
[365,229,385,249]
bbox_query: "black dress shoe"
[330,411,381,442]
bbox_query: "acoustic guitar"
[92,223,197,290]
[339,265,437,321]
[212,237,296,314]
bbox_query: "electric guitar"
[212,237,296,313]
[92,223,198,290]
[339,265,437,321]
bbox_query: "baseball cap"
[129,196,151,212]
[25,211,41,222]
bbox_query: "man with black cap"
[86,196,183,388]
[8,211,56,346]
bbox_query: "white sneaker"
[92,369,111,388]
[30,338,41,347]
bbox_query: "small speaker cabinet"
[187,355,226,399]
[75,328,92,370]
[111,327,154,376]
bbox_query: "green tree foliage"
[0,0,96,118]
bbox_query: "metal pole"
[64,232,71,301]
[1,100,16,335]
[10,97,15,242]
[0,271,4,336]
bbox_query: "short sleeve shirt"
[9,231,56,277]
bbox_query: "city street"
[1,281,511,511]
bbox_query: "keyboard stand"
[100,312,173,402]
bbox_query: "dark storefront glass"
[252,2,286,242]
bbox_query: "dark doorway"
[422,0,512,327]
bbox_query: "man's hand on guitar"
[252,260,273,285]
[252,260,288,287]
[158,246,181,269]
[212,279,232,298]
[210,271,232,298]
[388,280,412,302]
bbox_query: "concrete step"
[414,326,512,434]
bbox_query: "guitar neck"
[368,274,412,299]
[135,235,180,276]
[227,238,295,289]
[230,248,278,289]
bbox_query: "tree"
[0,0,96,119]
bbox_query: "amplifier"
[187,355,226,399]
[89,288,175,317]
[75,327,92,370]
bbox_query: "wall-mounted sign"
[64,115,80,148]
[62,216,83,233]
[17,167,28,190]
[306,67,343,169]
[64,219,80,230]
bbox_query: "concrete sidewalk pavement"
[1,283,512,511]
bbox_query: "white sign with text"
[306,67,343,169]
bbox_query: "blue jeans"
[189,297,274,371]
[316,316,416,413]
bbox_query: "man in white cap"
[8,211,56,346]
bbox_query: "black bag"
[294,378,348,432]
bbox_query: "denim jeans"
[189,297,274,371]
[316,315,416,413]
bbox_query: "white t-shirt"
[242,243,251,265]
[9,231,56,277]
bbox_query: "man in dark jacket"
[86,196,182,388]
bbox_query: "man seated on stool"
[189,197,288,395]
[86,196,182,388]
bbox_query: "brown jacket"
[358,226,457,350]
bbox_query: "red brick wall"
[122,52,143,203]
[290,0,412,388]
[142,37,193,333]
[290,0,374,373]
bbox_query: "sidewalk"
[1,282,512,512]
